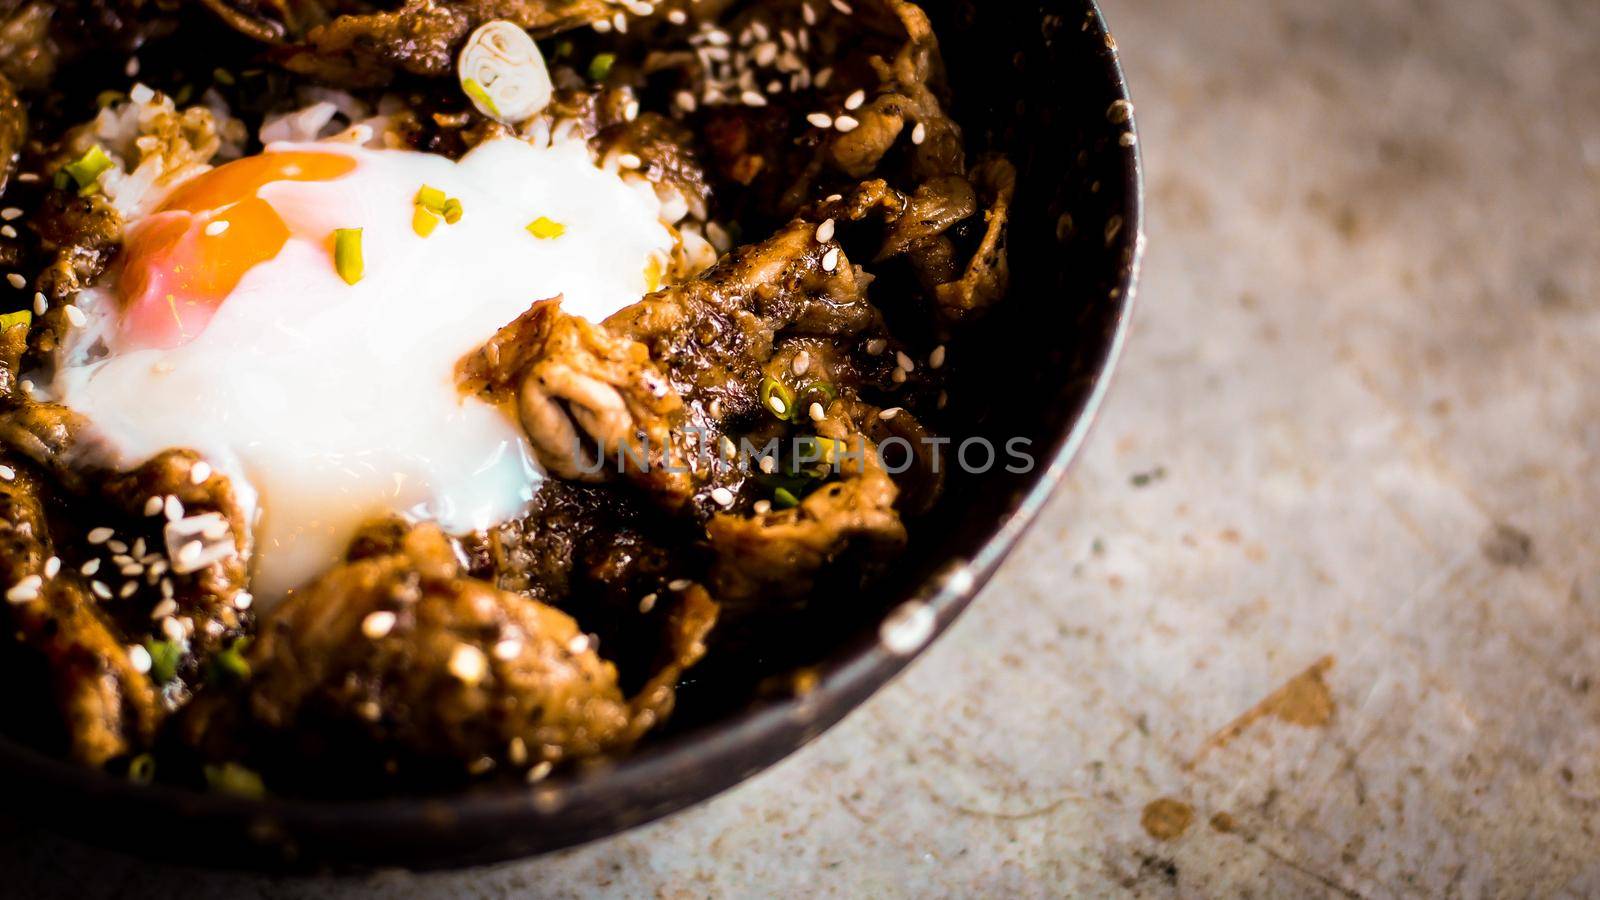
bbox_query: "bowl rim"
[0,0,1144,869]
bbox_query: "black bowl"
[0,0,1141,871]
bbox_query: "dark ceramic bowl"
[0,0,1141,871]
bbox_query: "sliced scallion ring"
[333,228,364,285]
[62,144,115,195]
[458,21,553,124]
[760,375,796,420]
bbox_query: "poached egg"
[52,135,673,602]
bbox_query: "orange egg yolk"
[116,151,356,349]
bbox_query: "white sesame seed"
[822,247,840,272]
[493,637,522,660]
[675,90,698,112]
[90,581,112,600]
[120,563,142,577]
[0,208,20,221]
[160,578,174,599]
[809,402,825,421]
[31,292,45,315]
[831,0,852,13]
[806,112,833,128]
[107,539,128,554]
[710,486,734,507]
[449,644,487,683]
[131,537,145,557]
[624,99,640,122]
[667,8,687,24]
[769,394,787,415]
[80,559,101,576]
[815,218,836,243]
[891,368,907,384]
[754,42,778,66]
[128,644,152,674]
[187,462,212,485]
[844,89,866,110]
[834,115,859,133]
[592,17,611,32]
[929,345,946,369]
[6,273,24,289]
[753,499,772,515]
[361,610,397,639]
[6,575,41,603]
[741,90,768,107]
[759,455,777,474]
[233,591,252,610]
[143,496,163,516]
[911,122,927,145]
[668,578,692,591]
[177,541,203,567]
[16,173,37,183]
[63,304,87,327]
[164,495,184,521]
[1,225,15,239]
[802,3,816,24]
[160,613,182,636]
[43,556,60,578]
[125,57,139,77]
[508,736,528,766]
[87,527,114,544]
[880,407,902,420]
[896,350,915,372]
[527,761,553,782]
[816,67,833,88]
[639,592,658,613]
[617,152,643,169]
[792,350,811,375]
[0,465,13,481]
[150,598,177,620]
[612,11,627,32]
[203,220,229,237]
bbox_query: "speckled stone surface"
[6,0,1600,894]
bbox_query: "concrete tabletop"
[7,0,1598,894]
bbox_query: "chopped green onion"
[412,206,441,238]
[588,52,617,82]
[204,761,265,798]
[442,198,464,224]
[799,381,838,405]
[554,40,575,59]
[0,310,31,332]
[128,753,156,785]
[333,228,363,285]
[209,637,251,683]
[759,375,796,420]
[415,184,448,214]
[773,487,800,509]
[62,145,115,195]
[462,78,500,119]
[525,216,565,239]
[213,67,236,86]
[144,638,183,684]
[173,84,195,105]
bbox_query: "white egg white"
[51,136,673,603]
